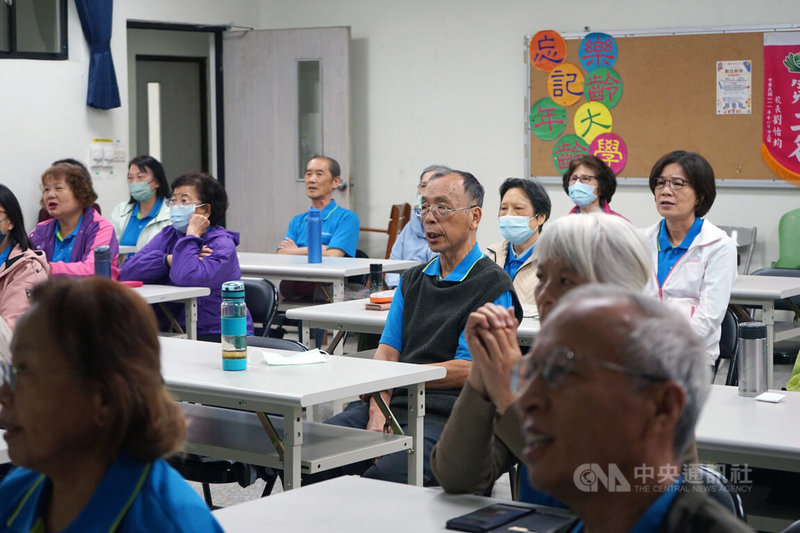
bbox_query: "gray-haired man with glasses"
[305,170,523,486]
[514,285,753,532]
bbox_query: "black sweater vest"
[390,255,522,427]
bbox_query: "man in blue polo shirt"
[278,155,359,258]
[305,170,522,486]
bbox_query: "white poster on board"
[716,60,752,115]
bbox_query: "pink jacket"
[0,244,50,329]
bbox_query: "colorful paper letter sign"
[574,101,613,144]
[530,30,567,72]
[530,97,567,141]
[762,32,800,186]
[579,33,618,70]
[548,63,585,106]
[584,67,623,109]
[553,135,589,174]
[590,133,627,174]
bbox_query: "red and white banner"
[763,32,800,187]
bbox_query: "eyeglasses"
[40,183,68,194]
[0,361,15,390]
[520,345,668,389]
[127,175,152,184]
[654,177,690,191]
[167,197,206,208]
[414,204,478,219]
[568,174,597,185]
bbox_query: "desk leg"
[185,298,198,340]
[283,407,303,490]
[333,279,345,303]
[764,302,775,389]
[406,383,424,486]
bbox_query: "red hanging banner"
[762,32,800,187]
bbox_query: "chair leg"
[202,482,215,509]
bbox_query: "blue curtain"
[74,0,121,109]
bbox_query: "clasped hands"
[464,303,522,414]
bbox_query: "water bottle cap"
[739,322,767,339]
[308,207,321,218]
[94,245,110,261]
[222,280,245,299]
[370,263,382,273]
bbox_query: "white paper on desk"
[249,348,332,366]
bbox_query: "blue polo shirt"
[120,197,164,247]
[285,199,360,257]
[379,243,513,360]
[51,214,84,263]
[504,241,534,280]
[0,453,222,532]
[569,477,683,533]
[656,218,704,287]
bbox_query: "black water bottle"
[94,245,111,278]
[369,263,383,294]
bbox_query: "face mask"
[170,205,196,233]
[498,215,535,245]
[0,217,7,242]
[568,182,597,208]
[416,193,423,206]
[129,181,155,202]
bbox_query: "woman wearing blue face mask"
[561,155,627,220]
[486,178,551,305]
[110,156,171,252]
[120,173,253,341]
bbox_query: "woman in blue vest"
[0,277,221,532]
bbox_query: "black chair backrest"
[246,336,307,352]
[687,465,746,521]
[243,278,279,337]
[716,307,740,386]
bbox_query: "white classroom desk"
[0,430,8,464]
[132,285,210,340]
[237,253,418,302]
[118,245,136,255]
[159,337,445,490]
[729,275,800,388]
[213,475,574,532]
[695,385,800,473]
[287,298,541,348]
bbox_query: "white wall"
[0,0,261,233]
[259,0,800,268]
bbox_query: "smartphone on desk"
[446,503,534,532]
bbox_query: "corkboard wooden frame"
[525,26,800,187]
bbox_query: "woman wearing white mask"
[561,155,627,220]
[120,173,252,341]
[110,156,171,252]
[486,178,550,305]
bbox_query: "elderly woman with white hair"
[430,213,652,498]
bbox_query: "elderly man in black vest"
[307,170,522,486]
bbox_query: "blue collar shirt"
[51,214,84,263]
[656,218,704,287]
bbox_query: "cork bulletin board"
[527,30,769,180]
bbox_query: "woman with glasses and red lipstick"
[641,150,737,366]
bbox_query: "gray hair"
[428,169,485,208]
[419,165,452,183]
[535,213,652,292]
[556,284,710,458]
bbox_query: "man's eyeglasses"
[654,177,690,191]
[568,174,597,185]
[520,345,668,389]
[414,204,478,219]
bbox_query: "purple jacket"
[29,207,120,279]
[120,225,253,336]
